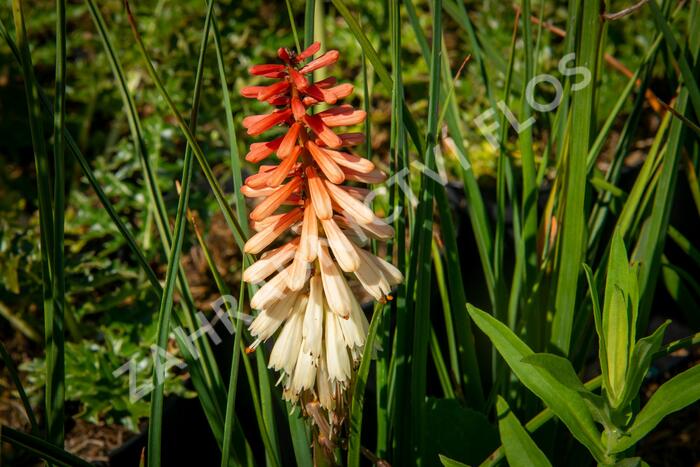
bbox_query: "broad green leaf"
[618,320,670,410]
[439,454,471,467]
[614,458,650,467]
[496,396,552,467]
[577,391,616,431]
[522,353,586,393]
[612,363,700,453]
[424,398,498,467]
[466,305,607,462]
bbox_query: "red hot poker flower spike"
[239,43,403,430]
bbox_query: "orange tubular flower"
[240,43,403,423]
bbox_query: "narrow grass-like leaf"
[286,402,312,467]
[406,1,442,462]
[646,0,700,118]
[430,327,457,399]
[551,0,605,355]
[0,341,39,433]
[208,4,249,237]
[330,0,423,153]
[637,4,699,329]
[221,286,247,467]
[1,426,93,467]
[379,0,406,457]
[86,2,229,420]
[183,205,272,466]
[255,349,282,467]
[582,264,610,397]
[518,0,538,312]
[51,0,67,449]
[347,305,384,466]
[304,0,315,48]
[432,240,460,387]
[616,113,671,238]
[0,17,162,294]
[496,396,552,467]
[285,0,301,53]
[123,0,248,249]
[404,0,486,408]
[10,0,59,449]
[147,4,212,464]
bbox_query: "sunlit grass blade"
[432,240,460,390]
[495,9,521,327]
[145,74,196,467]
[84,0,169,246]
[430,326,457,398]
[178,217,250,466]
[285,0,301,53]
[585,29,667,259]
[615,113,671,238]
[330,0,422,153]
[442,0,496,104]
